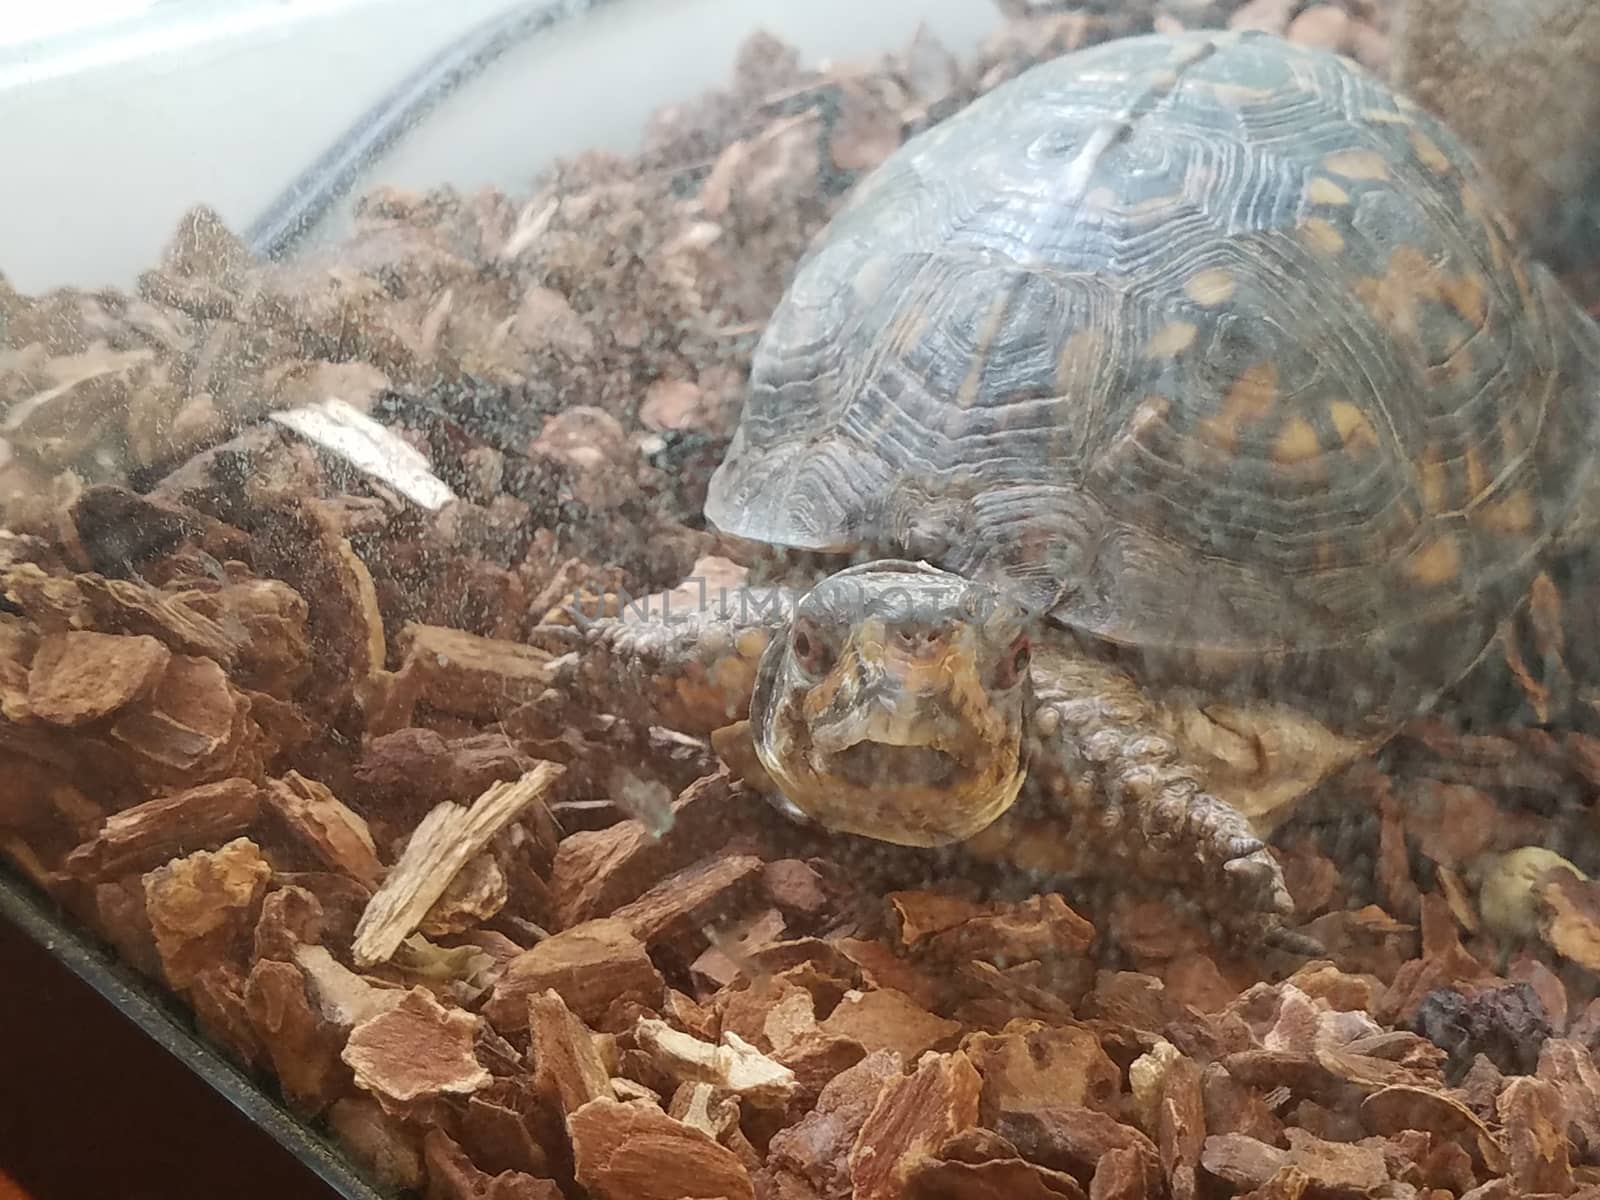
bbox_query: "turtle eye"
[790,618,834,678]
[994,634,1031,688]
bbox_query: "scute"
[704,30,1600,723]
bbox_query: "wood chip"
[635,1016,798,1108]
[768,1050,902,1199]
[108,653,252,786]
[1201,1133,1290,1190]
[1360,1084,1507,1175]
[264,771,384,888]
[820,988,961,1064]
[1496,1076,1573,1195]
[484,917,663,1030]
[1536,1038,1600,1162]
[327,1098,425,1193]
[245,957,347,1115]
[292,943,405,1030]
[568,1098,755,1200]
[65,777,261,882]
[342,987,492,1110]
[528,988,615,1119]
[1537,871,1600,970]
[850,1051,982,1200]
[143,836,271,988]
[548,770,745,928]
[26,630,170,725]
[253,883,324,961]
[992,1107,1163,1193]
[610,851,764,955]
[966,1020,1121,1124]
[351,763,562,966]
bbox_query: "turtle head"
[750,560,1033,847]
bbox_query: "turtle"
[544,28,1600,949]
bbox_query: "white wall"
[0,0,1000,293]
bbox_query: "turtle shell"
[704,30,1600,726]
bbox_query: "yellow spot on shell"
[1184,269,1236,305]
[1474,490,1536,535]
[1305,177,1351,206]
[1418,448,1450,512]
[1300,218,1346,256]
[1409,130,1451,175]
[1404,537,1462,587]
[1442,272,1487,326]
[1085,186,1118,209]
[1147,68,1180,89]
[1055,329,1103,391]
[1200,362,1278,450]
[1144,321,1198,359]
[1329,401,1379,454]
[1464,446,1490,498]
[1363,108,1410,125]
[1273,416,1322,465]
[1323,149,1390,180]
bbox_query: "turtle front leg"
[965,651,1332,953]
[536,585,801,735]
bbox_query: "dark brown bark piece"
[264,771,384,888]
[245,958,348,1116]
[327,1097,425,1193]
[460,1086,553,1179]
[548,771,746,928]
[528,988,615,1119]
[188,962,265,1067]
[484,917,664,1030]
[993,1107,1163,1192]
[422,1128,563,1200]
[253,884,324,961]
[768,1049,903,1200]
[65,777,261,882]
[905,1153,1088,1199]
[609,851,763,955]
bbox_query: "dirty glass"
[2,1,1598,1198]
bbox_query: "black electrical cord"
[243,0,614,260]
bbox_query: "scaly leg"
[535,585,801,735]
[963,650,1326,952]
